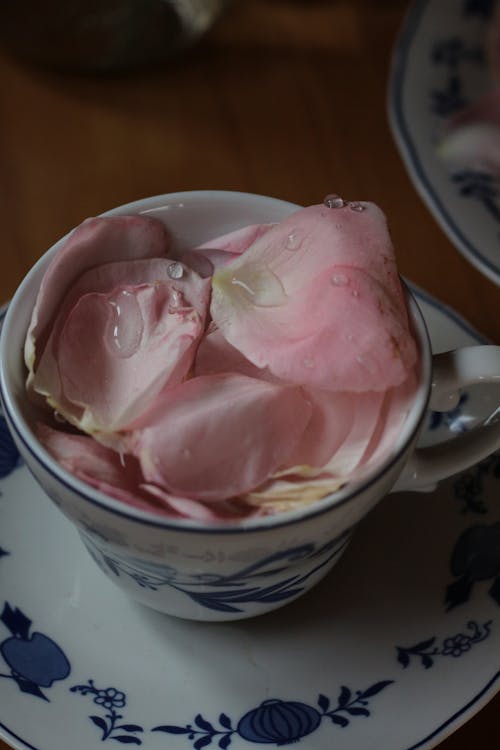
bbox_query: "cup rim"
[0,190,432,535]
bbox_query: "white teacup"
[1,191,499,621]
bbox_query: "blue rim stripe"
[389,0,500,283]
[405,671,499,750]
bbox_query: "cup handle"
[392,345,500,493]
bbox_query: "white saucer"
[0,288,499,750]
[389,0,500,286]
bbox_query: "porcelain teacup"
[1,191,499,621]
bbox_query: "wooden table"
[0,1,498,749]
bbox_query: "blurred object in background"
[0,0,229,73]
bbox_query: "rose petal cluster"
[26,202,418,522]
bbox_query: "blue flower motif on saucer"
[152,680,393,747]
[0,602,70,701]
[70,679,143,744]
[397,620,492,669]
[453,454,500,515]
[0,415,20,479]
[446,522,500,609]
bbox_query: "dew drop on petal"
[330,273,349,287]
[349,202,366,212]
[356,354,375,373]
[231,265,287,307]
[323,194,346,209]
[167,262,185,280]
[54,411,66,423]
[286,232,299,251]
[351,289,360,298]
[169,289,182,309]
[107,290,144,359]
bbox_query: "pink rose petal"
[142,484,257,522]
[32,259,211,436]
[128,373,312,501]
[26,215,171,379]
[179,224,273,278]
[37,423,165,514]
[210,204,416,392]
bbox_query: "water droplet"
[303,357,315,368]
[330,273,349,287]
[170,289,182,309]
[285,232,299,251]
[107,290,144,359]
[356,354,374,373]
[351,290,360,298]
[167,262,185,280]
[54,411,66,423]
[349,202,366,212]
[230,265,287,307]
[323,194,346,209]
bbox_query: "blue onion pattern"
[70,679,143,744]
[84,533,350,615]
[237,700,321,744]
[0,602,70,701]
[397,620,492,669]
[152,680,393,747]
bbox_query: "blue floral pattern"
[453,454,500,514]
[397,620,492,668]
[70,680,143,744]
[0,415,20,479]
[0,603,71,701]
[84,533,351,614]
[152,681,393,748]
[429,2,500,223]
[429,392,469,433]
[446,522,500,609]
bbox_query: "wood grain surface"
[0,2,498,749]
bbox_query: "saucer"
[0,287,499,750]
[389,0,500,286]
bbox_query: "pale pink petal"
[321,391,386,475]
[142,484,257,522]
[33,259,211,435]
[179,224,273,277]
[128,373,312,501]
[437,87,500,173]
[26,215,170,379]
[438,122,500,173]
[214,262,415,392]
[37,423,164,514]
[360,371,419,471]
[195,224,274,255]
[194,327,278,381]
[210,204,416,391]
[285,389,356,469]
